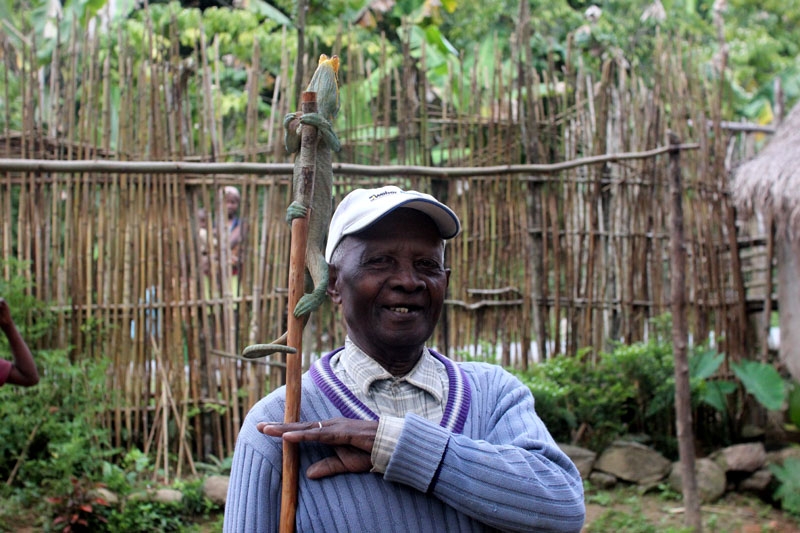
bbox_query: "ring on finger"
[317,421,323,430]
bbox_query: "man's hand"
[257,418,379,479]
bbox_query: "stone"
[89,487,119,506]
[766,445,800,467]
[594,441,671,484]
[153,488,183,504]
[737,468,773,494]
[668,458,726,504]
[203,475,230,506]
[588,471,617,489]
[558,443,596,480]
[127,488,183,504]
[713,442,766,473]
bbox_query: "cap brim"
[325,188,461,262]
[342,198,459,240]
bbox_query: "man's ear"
[327,264,341,304]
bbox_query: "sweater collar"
[310,345,471,434]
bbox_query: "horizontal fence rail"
[0,18,768,472]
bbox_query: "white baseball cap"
[325,186,461,262]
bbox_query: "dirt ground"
[584,488,800,532]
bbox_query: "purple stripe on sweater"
[429,349,471,434]
[310,347,471,433]
[310,347,378,421]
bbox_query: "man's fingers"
[257,418,377,451]
[306,456,346,479]
[306,453,372,479]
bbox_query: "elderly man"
[224,186,585,532]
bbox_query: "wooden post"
[668,133,702,532]
[280,91,318,533]
[761,217,775,362]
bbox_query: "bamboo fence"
[0,16,767,469]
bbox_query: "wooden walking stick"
[242,54,340,531]
[280,91,318,533]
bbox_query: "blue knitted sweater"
[224,353,585,532]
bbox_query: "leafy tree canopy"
[2,0,798,121]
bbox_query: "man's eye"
[364,256,390,266]
[417,259,442,270]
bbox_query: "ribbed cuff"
[383,413,450,492]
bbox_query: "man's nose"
[390,264,425,291]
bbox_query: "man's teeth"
[390,307,409,313]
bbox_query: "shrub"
[515,338,676,452]
[45,477,111,532]
[0,347,118,495]
[105,500,186,532]
[0,259,120,529]
[514,328,744,456]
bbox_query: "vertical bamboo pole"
[280,91,318,533]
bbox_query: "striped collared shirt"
[329,337,449,473]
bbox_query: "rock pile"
[559,439,800,505]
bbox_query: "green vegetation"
[770,458,800,517]
[515,315,797,456]
[2,0,799,139]
[0,264,222,531]
[513,326,681,454]
[512,313,800,521]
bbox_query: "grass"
[583,483,800,533]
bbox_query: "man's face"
[328,209,450,363]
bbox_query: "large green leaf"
[689,348,724,380]
[247,0,293,27]
[788,382,800,428]
[0,0,14,27]
[732,360,786,411]
[769,458,800,515]
[700,380,737,413]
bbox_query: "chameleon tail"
[241,333,297,359]
[241,305,312,359]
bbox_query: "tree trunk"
[669,133,702,532]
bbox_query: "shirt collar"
[339,337,445,403]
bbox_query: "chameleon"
[243,54,341,359]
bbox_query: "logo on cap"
[368,190,398,202]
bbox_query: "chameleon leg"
[283,112,302,154]
[285,201,308,224]
[293,250,329,317]
[298,112,341,152]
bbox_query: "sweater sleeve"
[383,364,585,533]
[223,394,285,533]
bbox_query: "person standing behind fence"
[196,207,213,278]
[0,298,39,387]
[222,186,242,275]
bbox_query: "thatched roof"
[734,102,800,236]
